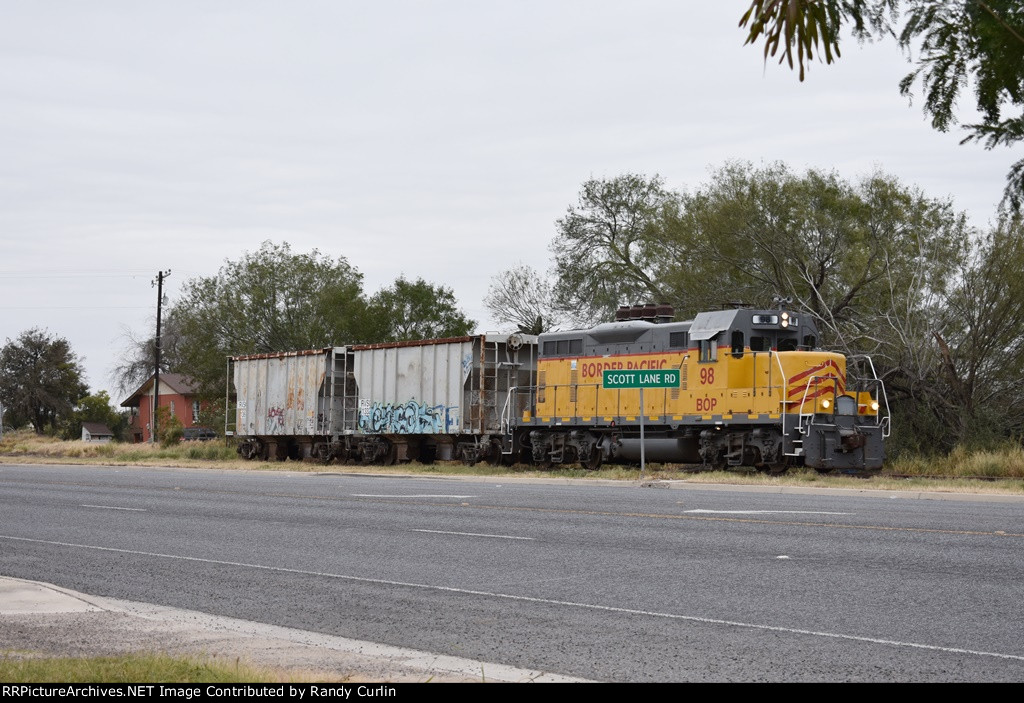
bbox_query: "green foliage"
[927,217,1024,447]
[156,407,184,448]
[545,166,1024,452]
[0,328,88,434]
[740,1,897,80]
[659,162,968,353]
[367,276,475,342]
[60,390,129,441]
[551,174,678,325]
[165,241,371,397]
[195,403,226,439]
[740,1,1024,211]
[118,243,477,400]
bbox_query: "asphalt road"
[1,463,1022,682]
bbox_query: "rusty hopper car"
[229,334,537,464]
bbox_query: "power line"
[0,306,151,310]
[0,272,155,278]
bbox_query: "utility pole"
[152,270,171,443]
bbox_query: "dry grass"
[889,443,1024,479]
[0,651,351,683]
[3,429,1024,494]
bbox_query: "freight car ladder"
[479,338,499,432]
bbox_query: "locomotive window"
[556,340,568,355]
[731,330,744,358]
[669,331,688,349]
[778,338,798,352]
[569,339,583,354]
[803,334,817,349]
[699,339,717,362]
[543,341,556,355]
[750,336,771,352]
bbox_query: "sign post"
[601,369,681,477]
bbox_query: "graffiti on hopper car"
[358,400,459,434]
[266,406,285,433]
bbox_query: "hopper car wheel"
[486,440,510,466]
[314,443,332,465]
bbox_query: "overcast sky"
[0,1,1014,404]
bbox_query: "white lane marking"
[4,534,1022,664]
[412,529,534,541]
[352,494,477,499]
[683,509,853,515]
[80,505,147,512]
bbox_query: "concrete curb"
[0,576,589,682]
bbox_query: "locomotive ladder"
[774,352,808,458]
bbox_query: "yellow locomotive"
[518,304,889,472]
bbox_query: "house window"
[192,401,201,424]
[170,400,175,416]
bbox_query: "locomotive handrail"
[500,387,515,435]
[796,374,838,435]
[847,354,891,438]
[772,351,790,442]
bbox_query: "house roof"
[120,372,201,408]
[82,422,113,436]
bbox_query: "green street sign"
[601,368,680,389]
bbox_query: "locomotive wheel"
[579,447,603,471]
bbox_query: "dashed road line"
[4,533,1023,664]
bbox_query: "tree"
[550,174,680,326]
[547,166,985,454]
[61,390,129,441]
[658,162,968,361]
[928,217,1024,447]
[164,241,372,396]
[110,315,185,397]
[739,1,1024,210]
[483,263,566,335]
[0,328,88,433]
[366,276,475,342]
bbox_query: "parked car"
[183,427,218,441]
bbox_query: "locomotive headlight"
[780,311,789,328]
[821,398,831,409]
[871,400,879,411]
